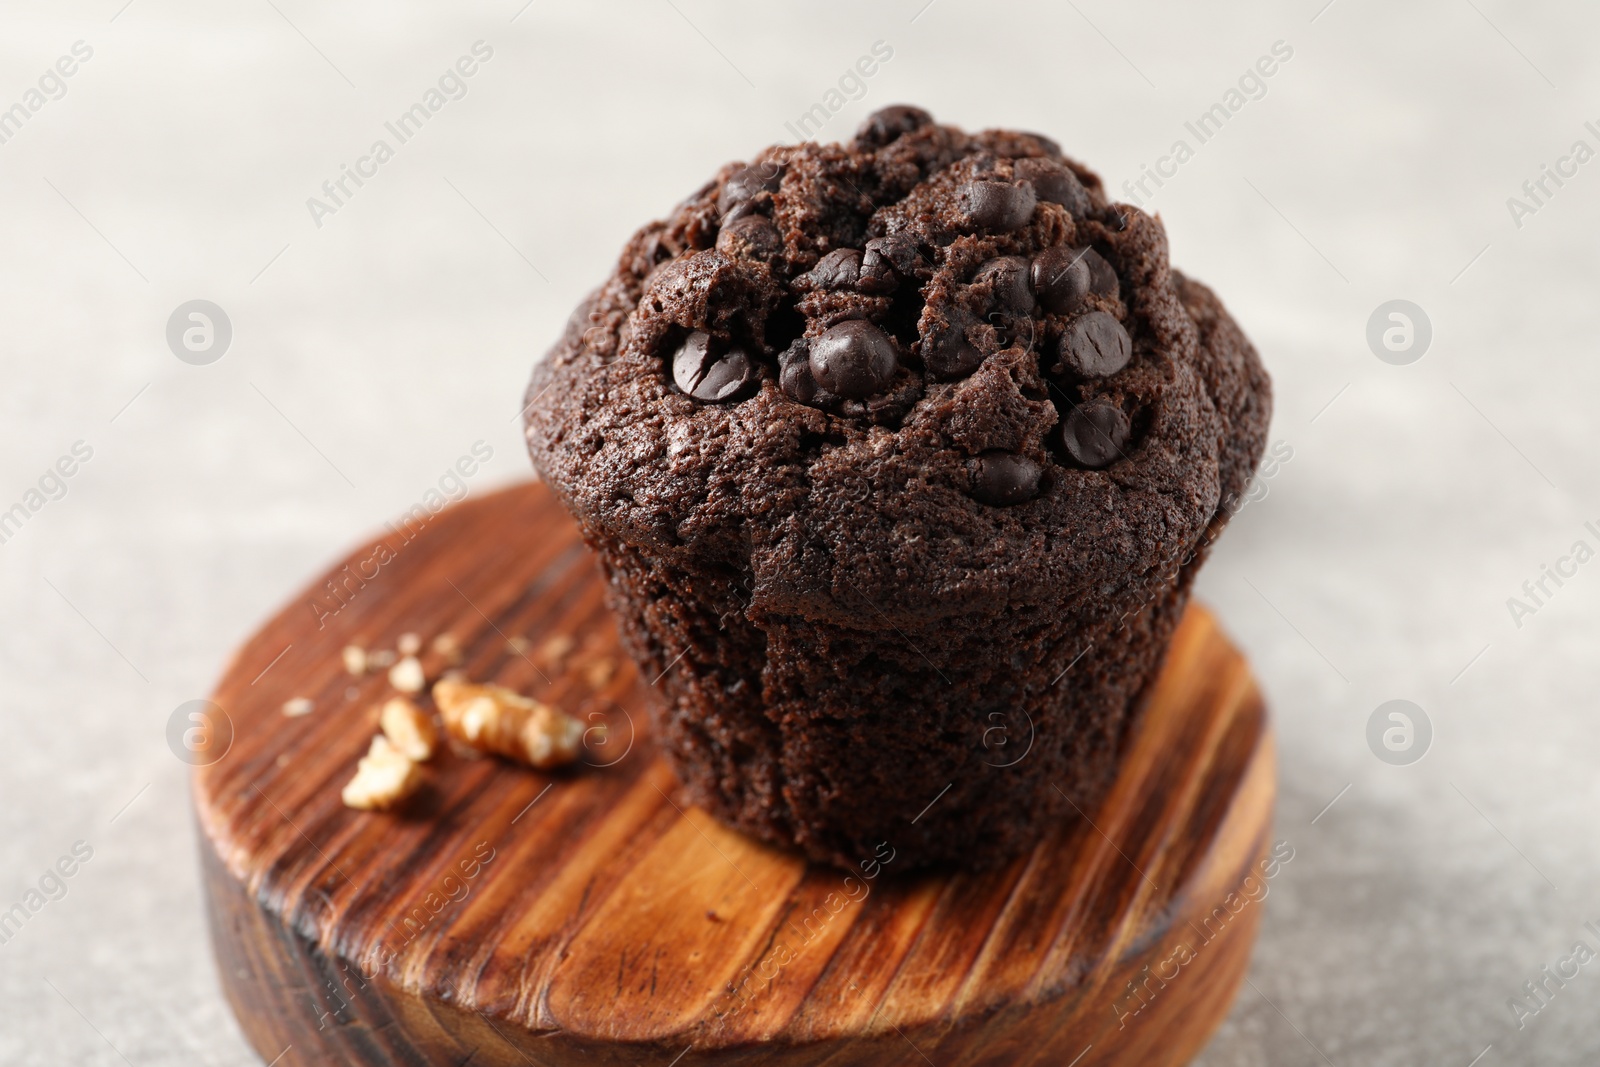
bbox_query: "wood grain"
[196,481,1275,1066]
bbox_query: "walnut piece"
[281,697,313,718]
[432,679,584,769]
[397,632,422,656]
[380,696,437,762]
[341,736,422,810]
[342,645,367,675]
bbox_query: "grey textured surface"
[0,2,1595,1064]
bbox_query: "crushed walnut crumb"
[397,632,422,656]
[389,655,426,694]
[431,633,464,665]
[533,634,575,671]
[281,697,314,718]
[581,656,616,689]
[341,645,367,675]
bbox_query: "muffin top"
[525,107,1270,623]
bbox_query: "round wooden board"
[196,481,1275,1067]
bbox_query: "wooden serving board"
[196,481,1275,1067]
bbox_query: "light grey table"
[3,2,1596,1063]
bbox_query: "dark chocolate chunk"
[854,105,933,148]
[970,451,1043,506]
[923,308,984,379]
[957,180,1037,232]
[1083,247,1119,296]
[1062,398,1131,469]
[672,331,755,401]
[715,214,782,259]
[803,248,862,290]
[974,256,1033,313]
[809,320,897,398]
[1031,247,1091,315]
[1057,311,1132,379]
[857,258,896,294]
[1023,132,1062,156]
[778,339,818,403]
[1014,158,1091,216]
[859,234,921,294]
[872,233,922,274]
[719,199,758,225]
[718,161,784,217]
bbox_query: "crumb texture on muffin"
[525,107,1270,868]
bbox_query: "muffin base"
[596,532,1206,871]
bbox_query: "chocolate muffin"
[524,107,1270,870]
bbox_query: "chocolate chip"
[974,256,1033,313]
[638,230,672,271]
[809,320,897,398]
[956,180,1037,232]
[803,248,862,290]
[858,259,896,294]
[716,214,782,259]
[1083,248,1119,296]
[1014,158,1091,216]
[874,233,922,275]
[718,161,783,217]
[1023,133,1063,157]
[719,199,759,226]
[1057,311,1132,379]
[854,105,933,148]
[1062,398,1131,469]
[778,339,818,403]
[970,451,1042,506]
[859,234,921,294]
[923,308,984,379]
[1031,247,1092,315]
[672,331,755,402]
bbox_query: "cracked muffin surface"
[525,106,1270,869]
